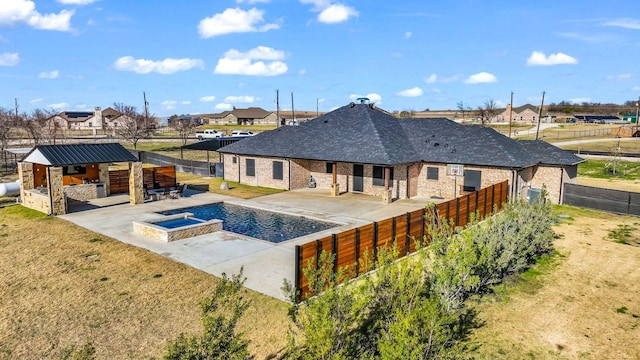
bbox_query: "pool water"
[159,203,337,243]
[155,218,203,229]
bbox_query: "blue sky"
[1,0,640,117]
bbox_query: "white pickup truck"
[195,129,224,140]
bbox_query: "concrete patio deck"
[59,188,437,300]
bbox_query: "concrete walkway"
[59,189,435,300]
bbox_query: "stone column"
[330,183,340,197]
[330,162,339,197]
[98,163,110,195]
[129,162,144,205]
[49,166,66,215]
[381,189,392,204]
[18,162,34,199]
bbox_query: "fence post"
[391,217,396,248]
[294,245,301,299]
[405,212,411,255]
[455,197,460,227]
[355,228,360,276]
[331,234,338,274]
[373,222,379,264]
[420,208,425,247]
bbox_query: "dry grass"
[470,206,640,359]
[0,205,290,359]
[559,140,640,153]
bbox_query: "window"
[273,161,283,180]
[232,156,237,164]
[426,167,439,180]
[245,159,255,177]
[372,166,394,187]
[326,162,334,174]
[463,170,481,192]
[63,165,87,175]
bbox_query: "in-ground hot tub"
[133,213,222,242]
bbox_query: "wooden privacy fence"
[108,166,177,194]
[294,180,509,301]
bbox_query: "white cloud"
[404,31,412,39]
[424,73,437,84]
[603,18,640,30]
[0,52,20,66]
[0,0,75,31]
[298,68,307,75]
[396,87,423,97]
[30,97,44,104]
[215,103,233,111]
[113,56,204,74]
[57,0,99,4]
[161,100,177,110]
[48,102,69,110]
[318,4,358,24]
[349,93,382,104]
[569,97,591,104]
[301,0,358,24]
[224,95,255,103]
[198,8,280,38]
[38,70,59,79]
[606,73,632,81]
[464,72,497,84]
[214,46,287,76]
[236,0,270,3]
[424,73,462,84]
[526,51,577,66]
[181,100,191,105]
[199,96,216,102]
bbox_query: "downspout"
[406,165,410,199]
[558,167,564,204]
[511,169,517,202]
[237,155,240,183]
[288,159,291,190]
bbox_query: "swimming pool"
[159,203,338,243]
[155,218,204,229]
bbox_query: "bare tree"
[18,109,55,145]
[478,99,498,126]
[0,108,14,169]
[456,101,472,122]
[112,102,151,149]
[170,115,198,146]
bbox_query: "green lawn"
[578,158,640,180]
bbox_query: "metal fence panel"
[563,183,638,216]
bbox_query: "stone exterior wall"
[99,163,110,195]
[529,165,565,204]
[49,166,66,215]
[129,162,144,205]
[222,154,240,182]
[133,215,223,242]
[64,183,105,201]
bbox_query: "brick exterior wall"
[222,154,577,204]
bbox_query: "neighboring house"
[47,107,133,130]
[205,107,278,125]
[168,114,204,126]
[496,104,540,123]
[218,102,584,204]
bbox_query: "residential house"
[218,102,584,204]
[496,104,540,124]
[205,107,278,125]
[48,107,133,130]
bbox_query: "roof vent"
[356,97,369,104]
[349,102,355,108]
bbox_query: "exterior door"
[353,164,364,192]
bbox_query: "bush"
[164,269,252,360]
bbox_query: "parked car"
[195,129,224,140]
[231,130,256,136]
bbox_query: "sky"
[2,0,640,117]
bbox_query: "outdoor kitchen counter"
[64,183,106,201]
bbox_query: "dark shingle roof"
[24,143,138,166]
[518,140,585,166]
[218,103,576,168]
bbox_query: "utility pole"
[636,97,639,135]
[143,91,149,129]
[276,89,280,127]
[508,91,513,138]
[291,92,295,125]
[535,91,545,140]
[14,98,19,119]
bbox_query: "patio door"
[353,164,364,192]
